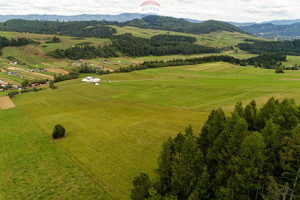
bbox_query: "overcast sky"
[0,0,300,22]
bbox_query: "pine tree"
[131,173,151,200]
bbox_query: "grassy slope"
[0,108,105,200]
[0,31,110,66]
[1,62,300,199]
[111,25,265,48]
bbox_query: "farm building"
[82,76,101,85]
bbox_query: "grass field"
[111,25,266,48]
[1,62,300,199]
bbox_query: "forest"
[238,39,300,55]
[131,98,300,200]
[122,15,247,35]
[47,45,118,60]
[0,20,117,38]
[0,15,247,38]
[111,34,219,57]
[116,53,287,73]
[48,34,219,59]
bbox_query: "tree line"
[131,98,300,200]
[238,39,300,55]
[47,45,119,60]
[0,36,39,55]
[116,53,287,73]
[151,34,197,43]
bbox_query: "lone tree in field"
[49,80,56,89]
[52,124,65,139]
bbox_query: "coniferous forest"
[0,20,117,38]
[0,36,39,55]
[238,40,300,55]
[131,98,300,200]
[48,34,220,59]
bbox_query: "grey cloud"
[0,0,300,22]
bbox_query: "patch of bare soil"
[0,96,16,110]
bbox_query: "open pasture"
[1,62,300,199]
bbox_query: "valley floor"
[1,62,300,199]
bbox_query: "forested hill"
[0,16,247,38]
[122,15,248,34]
[0,20,117,38]
[240,23,300,39]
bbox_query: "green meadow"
[1,62,300,199]
[111,25,266,48]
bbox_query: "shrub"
[8,91,19,98]
[240,62,248,66]
[49,81,57,89]
[275,69,284,73]
[52,124,66,139]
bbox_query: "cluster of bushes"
[78,64,111,75]
[8,91,19,98]
[275,69,285,73]
[45,36,61,43]
[132,98,300,200]
[284,64,299,70]
[20,87,44,93]
[53,65,111,83]
[151,34,197,43]
[54,70,80,82]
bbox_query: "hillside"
[123,15,248,35]
[0,16,248,38]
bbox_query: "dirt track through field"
[0,96,16,110]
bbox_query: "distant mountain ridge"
[240,23,300,39]
[1,13,300,26]
[0,13,144,23]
